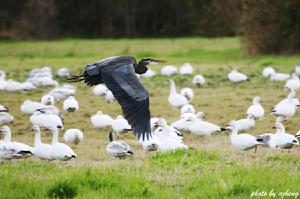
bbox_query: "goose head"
[153,118,167,128]
[253,96,262,104]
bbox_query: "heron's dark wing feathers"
[102,64,151,140]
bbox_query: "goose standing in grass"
[180,104,196,115]
[50,126,77,161]
[161,65,178,76]
[0,126,33,160]
[185,112,226,136]
[32,125,54,161]
[284,73,300,91]
[274,91,300,108]
[30,110,63,130]
[63,95,79,112]
[228,70,248,83]
[93,84,108,96]
[153,119,187,152]
[171,113,195,131]
[192,74,205,87]
[227,124,269,152]
[111,115,131,134]
[271,92,299,120]
[180,87,194,103]
[0,105,9,112]
[262,66,276,78]
[91,111,113,129]
[168,79,189,108]
[57,68,70,77]
[0,112,14,126]
[40,94,55,106]
[179,63,193,75]
[106,130,133,158]
[270,72,290,81]
[246,96,264,120]
[272,117,299,149]
[20,100,47,114]
[105,90,116,103]
[227,115,255,131]
[63,129,84,145]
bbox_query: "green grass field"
[0,37,300,198]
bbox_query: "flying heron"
[69,56,166,141]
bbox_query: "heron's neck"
[51,128,59,144]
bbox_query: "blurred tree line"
[0,0,300,54]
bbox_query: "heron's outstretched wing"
[102,64,151,140]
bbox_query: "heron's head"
[135,58,166,74]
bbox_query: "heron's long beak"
[151,59,167,63]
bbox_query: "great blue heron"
[69,56,166,141]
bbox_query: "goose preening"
[50,126,77,161]
[246,96,264,120]
[153,118,187,152]
[0,126,33,160]
[271,117,299,149]
[184,112,226,136]
[32,125,55,161]
[140,68,156,78]
[180,87,194,103]
[93,84,108,96]
[63,95,79,112]
[180,104,196,115]
[105,90,116,103]
[179,63,193,75]
[227,115,255,131]
[271,92,299,120]
[161,65,178,76]
[111,115,131,134]
[226,124,269,152]
[40,94,55,106]
[91,111,113,129]
[262,67,276,78]
[106,130,133,158]
[30,110,63,130]
[57,67,70,77]
[69,56,166,141]
[0,112,14,126]
[192,74,205,87]
[228,70,248,83]
[0,105,9,112]
[270,72,290,81]
[63,129,84,145]
[168,79,189,108]
[284,73,300,91]
[20,100,47,115]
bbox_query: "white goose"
[180,87,194,103]
[171,112,196,131]
[180,104,196,116]
[32,125,54,161]
[168,79,189,108]
[192,74,205,87]
[40,94,55,105]
[30,110,63,130]
[295,64,300,75]
[0,126,33,160]
[227,124,267,152]
[270,72,290,81]
[93,84,108,96]
[63,129,84,145]
[227,70,248,83]
[284,73,300,91]
[91,111,113,129]
[20,100,47,114]
[0,112,14,126]
[63,95,79,112]
[161,65,178,76]
[50,126,77,161]
[227,115,255,131]
[57,68,70,77]
[179,63,193,75]
[111,115,131,134]
[106,130,133,158]
[272,118,299,149]
[186,112,226,136]
[0,105,9,112]
[262,66,276,78]
[153,118,187,152]
[105,90,116,103]
[246,96,264,120]
[271,92,299,120]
